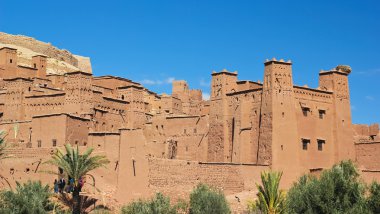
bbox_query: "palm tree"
[253,171,286,214]
[45,144,110,214]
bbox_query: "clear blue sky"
[0,0,379,124]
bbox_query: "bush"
[0,180,56,214]
[189,183,230,214]
[286,160,369,214]
[121,192,181,214]
[367,181,380,213]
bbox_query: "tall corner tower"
[207,69,237,162]
[258,59,301,186]
[319,66,355,162]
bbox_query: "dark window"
[37,140,42,148]
[302,108,310,117]
[194,128,197,134]
[302,139,310,150]
[317,139,325,151]
[52,139,57,147]
[34,63,36,68]
[121,95,124,100]
[319,110,326,119]
[75,140,79,145]
[10,59,12,63]
[184,129,187,134]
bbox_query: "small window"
[34,63,37,68]
[194,128,197,134]
[184,129,187,134]
[75,140,79,145]
[319,110,326,119]
[302,139,310,150]
[10,59,12,63]
[52,139,57,147]
[317,139,325,151]
[302,108,310,117]
[37,140,42,148]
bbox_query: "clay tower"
[258,59,301,186]
[208,69,237,162]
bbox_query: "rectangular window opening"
[302,108,310,117]
[302,139,310,150]
[317,139,325,151]
[52,139,57,147]
[37,140,42,148]
[319,110,326,119]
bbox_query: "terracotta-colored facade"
[0,46,379,207]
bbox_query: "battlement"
[211,68,238,76]
[264,58,292,66]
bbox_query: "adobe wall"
[226,89,262,164]
[294,87,335,171]
[361,171,380,184]
[0,120,32,145]
[116,129,150,203]
[0,147,57,190]
[148,158,269,200]
[31,114,67,148]
[165,115,209,161]
[25,93,65,119]
[355,142,380,170]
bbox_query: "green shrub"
[0,180,56,214]
[189,183,230,214]
[121,192,180,214]
[286,160,369,214]
[367,181,380,213]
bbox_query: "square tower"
[0,47,18,79]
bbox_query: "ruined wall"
[0,32,78,67]
[355,142,380,170]
[148,158,269,200]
